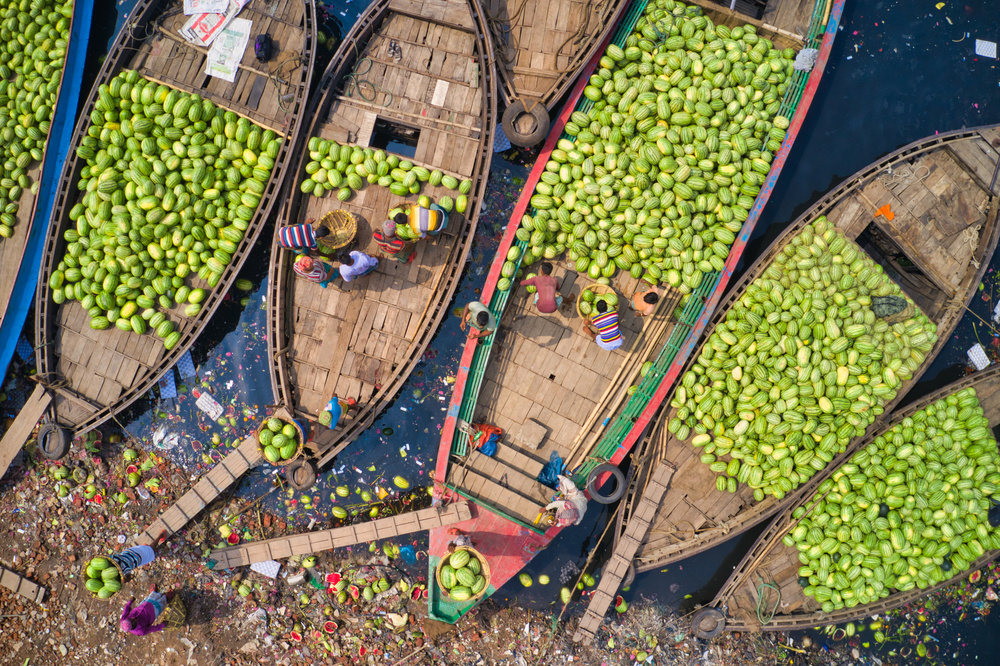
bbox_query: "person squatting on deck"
[293,255,337,287]
[545,475,588,526]
[120,584,168,637]
[319,395,357,428]
[461,300,497,340]
[631,286,660,317]
[373,218,416,263]
[408,203,448,239]
[583,299,623,351]
[447,528,474,551]
[520,262,562,314]
[337,250,379,282]
[278,220,330,252]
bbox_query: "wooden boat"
[428,0,846,624]
[265,0,497,489]
[129,0,496,547]
[487,0,633,147]
[625,125,1000,573]
[25,0,316,442]
[709,363,1000,632]
[0,0,93,382]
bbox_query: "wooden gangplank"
[573,463,675,645]
[136,436,263,546]
[207,501,472,569]
[0,564,47,606]
[0,385,52,480]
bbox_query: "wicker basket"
[255,406,306,467]
[316,210,357,250]
[388,201,422,241]
[87,556,126,601]
[576,283,617,319]
[436,547,491,602]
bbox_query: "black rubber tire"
[38,423,70,460]
[286,458,318,490]
[501,99,550,148]
[690,607,726,640]
[586,463,625,504]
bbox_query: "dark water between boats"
[69,0,1000,662]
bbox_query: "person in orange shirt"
[631,286,661,317]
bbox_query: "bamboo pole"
[564,290,679,470]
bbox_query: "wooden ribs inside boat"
[629,126,1000,573]
[445,266,684,527]
[484,0,630,109]
[268,0,496,465]
[134,0,311,135]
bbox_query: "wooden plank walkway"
[0,564,47,605]
[136,436,263,546]
[207,501,472,569]
[0,385,52,480]
[572,463,675,645]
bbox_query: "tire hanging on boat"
[690,607,726,639]
[586,463,625,504]
[501,98,549,148]
[286,458,318,490]
[37,423,70,460]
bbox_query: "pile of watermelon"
[0,0,73,239]
[578,289,618,317]
[50,69,281,349]
[503,0,798,295]
[299,138,472,208]
[258,417,301,463]
[438,548,487,602]
[84,556,122,599]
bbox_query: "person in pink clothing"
[120,584,167,636]
[520,262,562,314]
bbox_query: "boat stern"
[427,501,556,623]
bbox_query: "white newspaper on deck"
[204,18,253,83]
[183,0,227,16]
[179,0,249,47]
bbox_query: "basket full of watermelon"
[577,284,617,318]
[436,547,490,602]
[256,409,305,466]
[84,556,124,600]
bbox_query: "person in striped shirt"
[293,255,336,287]
[407,203,449,239]
[278,220,330,252]
[582,299,623,351]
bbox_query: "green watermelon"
[86,578,104,593]
[280,442,298,459]
[450,550,471,568]
[449,586,472,601]
[267,417,284,432]
[440,565,456,589]
[282,423,297,439]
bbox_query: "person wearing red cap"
[293,255,337,287]
[373,217,415,263]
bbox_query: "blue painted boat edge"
[0,0,94,384]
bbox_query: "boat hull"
[33,0,316,437]
[430,0,846,623]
